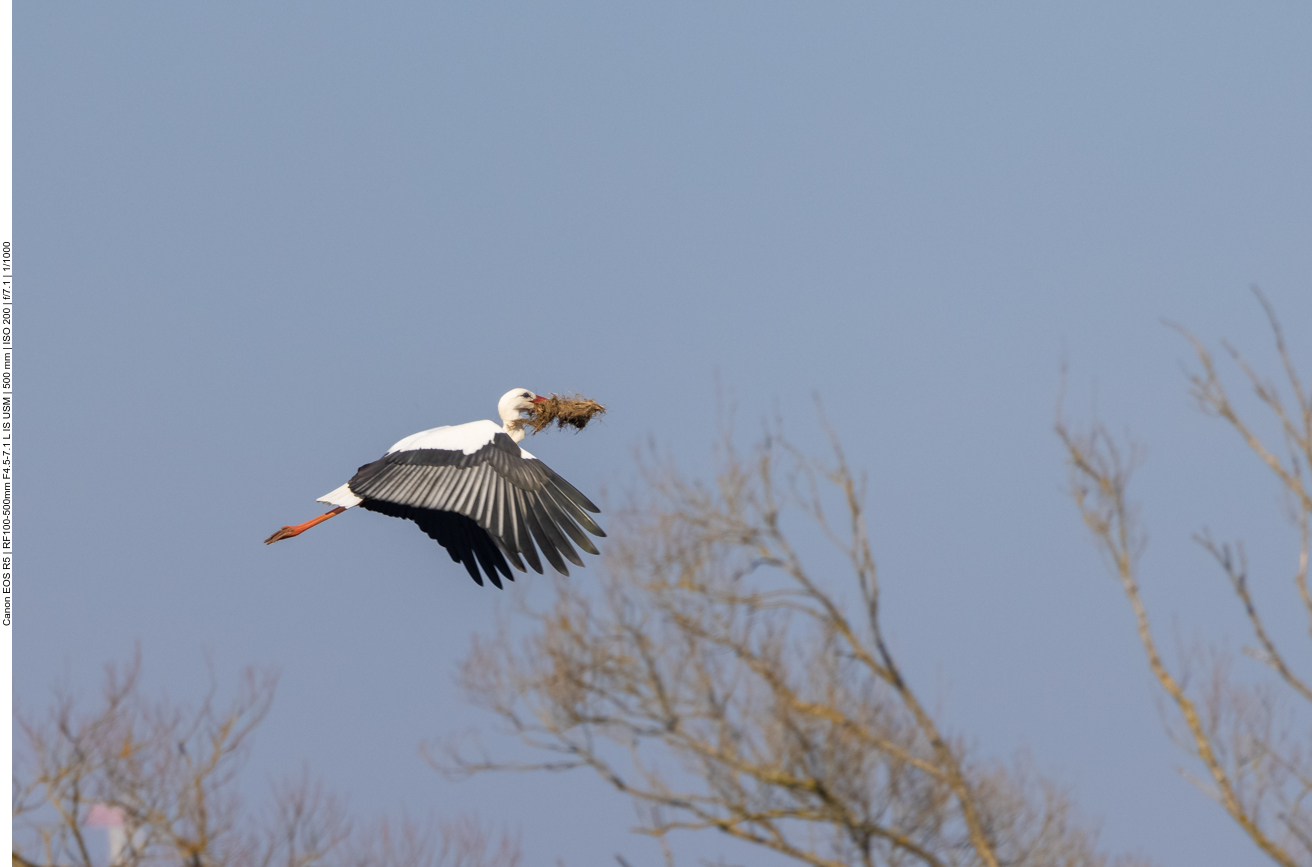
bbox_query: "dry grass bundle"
[511,393,606,435]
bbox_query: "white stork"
[265,388,604,588]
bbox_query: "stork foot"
[264,507,347,545]
[264,526,302,544]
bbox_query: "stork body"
[265,389,604,588]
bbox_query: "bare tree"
[441,428,1148,867]
[13,650,521,867]
[1058,289,1312,866]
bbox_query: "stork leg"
[264,507,347,544]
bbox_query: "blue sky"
[18,3,1312,864]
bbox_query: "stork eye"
[521,392,531,398]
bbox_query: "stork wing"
[346,432,604,586]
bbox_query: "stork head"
[497,388,547,427]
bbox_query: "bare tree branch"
[444,427,1145,867]
[13,653,521,867]
[1061,291,1312,866]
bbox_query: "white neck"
[498,408,527,443]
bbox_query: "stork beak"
[531,396,549,403]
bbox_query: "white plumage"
[381,419,539,458]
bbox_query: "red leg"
[264,507,347,545]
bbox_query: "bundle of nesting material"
[511,393,606,435]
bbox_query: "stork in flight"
[265,389,604,588]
